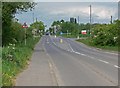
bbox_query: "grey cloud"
[15,2,118,28]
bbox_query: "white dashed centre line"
[69,44,74,52]
[114,65,120,68]
[51,37,118,69]
[98,59,109,64]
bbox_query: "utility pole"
[77,16,80,39]
[33,13,34,23]
[78,16,79,24]
[118,1,120,20]
[36,17,38,22]
[89,5,92,37]
[110,15,113,24]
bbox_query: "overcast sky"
[15,1,119,29]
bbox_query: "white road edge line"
[52,37,119,69]
[104,52,118,55]
[53,42,57,46]
[98,59,109,64]
[74,52,80,54]
[114,65,120,68]
[74,52,86,56]
[68,44,74,52]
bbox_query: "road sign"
[81,30,87,35]
[22,22,28,45]
[22,22,28,28]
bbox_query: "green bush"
[91,20,119,46]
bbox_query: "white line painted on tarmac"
[53,42,56,45]
[68,44,74,52]
[85,46,118,56]
[114,65,120,68]
[74,52,80,54]
[86,55,95,60]
[74,52,86,56]
[98,60,109,64]
[51,37,119,69]
[104,52,118,55]
[81,53,86,56]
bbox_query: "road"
[16,35,118,86]
[43,35,118,86]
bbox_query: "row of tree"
[2,2,36,46]
[50,19,119,46]
[91,20,120,46]
[2,2,45,46]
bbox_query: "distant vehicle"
[45,33,49,35]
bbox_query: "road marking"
[74,52,80,54]
[86,47,118,55]
[104,52,118,55]
[74,52,86,56]
[98,59,109,64]
[85,55,95,59]
[114,65,120,68]
[52,37,118,69]
[68,44,74,52]
[53,42,57,46]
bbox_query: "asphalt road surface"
[43,35,118,86]
[16,35,118,86]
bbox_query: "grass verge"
[2,37,40,86]
[76,38,118,52]
[0,47,2,87]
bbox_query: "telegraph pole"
[36,17,38,22]
[110,15,113,24]
[89,5,92,37]
[78,16,79,24]
[33,13,34,23]
[118,1,120,20]
[77,16,80,39]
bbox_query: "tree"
[60,19,64,23]
[2,2,36,45]
[91,20,119,46]
[30,21,45,35]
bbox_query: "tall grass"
[2,37,40,86]
[0,47,2,87]
[76,38,118,52]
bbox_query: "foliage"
[0,47,1,86]
[51,20,80,37]
[30,21,45,30]
[30,21,45,36]
[2,2,35,23]
[51,19,119,47]
[2,20,43,86]
[76,38,118,51]
[2,37,40,86]
[2,2,36,46]
[91,20,119,46]
[3,21,34,46]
